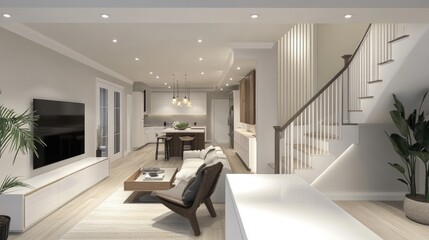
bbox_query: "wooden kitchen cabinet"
[240,70,256,125]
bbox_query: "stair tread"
[349,109,363,112]
[378,59,394,65]
[280,156,312,171]
[304,132,338,139]
[358,96,374,99]
[293,144,329,155]
[368,79,383,84]
[388,34,410,44]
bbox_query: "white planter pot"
[403,194,429,225]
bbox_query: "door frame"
[95,78,124,161]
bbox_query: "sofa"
[174,146,231,203]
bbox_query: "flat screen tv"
[33,99,85,169]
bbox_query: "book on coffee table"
[143,173,165,180]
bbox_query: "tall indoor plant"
[0,99,45,239]
[386,91,429,225]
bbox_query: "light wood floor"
[9,144,428,239]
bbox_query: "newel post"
[342,54,352,66]
[273,126,281,174]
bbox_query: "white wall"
[312,124,408,200]
[0,27,132,181]
[316,24,368,89]
[234,45,278,174]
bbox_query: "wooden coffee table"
[124,168,178,191]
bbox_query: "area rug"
[60,187,225,240]
[123,191,159,204]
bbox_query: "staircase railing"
[274,23,408,174]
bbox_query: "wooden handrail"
[274,24,372,133]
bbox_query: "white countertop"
[162,127,205,133]
[5,157,109,195]
[235,128,256,138]
[226,174,381,240]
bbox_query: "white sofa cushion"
[181,158,204,169]
[175,168,198,181]
[216,151,227,159]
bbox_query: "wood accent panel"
[239,70,256,125]
[240,79,246,123]
[248,70,256,124]
[166,132,205,157]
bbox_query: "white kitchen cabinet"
[234,129,257,173]
[144,127,166,143]
[150,91,207,115]
[132,92,145,149]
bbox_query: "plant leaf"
[386,132,410,159]
[397,178,409,186]
[390,110,409,138]
[418,91,428,116]
[411,151,429,164]
[407,109,417,132]
[393,94,405,118]
[0,176,33,194]
[389,162,406,174]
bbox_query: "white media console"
[0,157,109,232]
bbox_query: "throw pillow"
[204,150,217,164]
[199,146,214,159]
[182,164,206,204]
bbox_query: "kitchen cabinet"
[150,91,207,115]
[144,126,166,143]
[240,70,256,125]
[234,129,257,173]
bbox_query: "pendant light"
[176,78,181,107]
[171,74,177,104]
[187,81,192,107]
[183,74,189,105]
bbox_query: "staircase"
[274,23,426,183]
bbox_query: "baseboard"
[324,191,407,201]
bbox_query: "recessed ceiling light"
[236,67,241,70]
[134,57,140,61]
[149,72,153,75]
[197,39,203,43]
[226,83,229,86]
[2,13,11,18]
[201,72,205,75]
[101,14,110,19]
[156,76,159,79]
[229,77,233,81]
[164,83,168,85]
[220,88,224,91]
[199,57,203,61]
[344,14,353,19]
[168,86,171,89]
[250,14,259,19]
[112,39,118,43]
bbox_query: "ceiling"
[1,1,429,89]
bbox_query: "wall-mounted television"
[33,99,85,169]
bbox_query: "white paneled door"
[96,79,124,161]
[212,99,229,145]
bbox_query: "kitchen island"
[162,127,205,157]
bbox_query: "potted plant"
[0,100,45,239]
[386,91,429,225]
